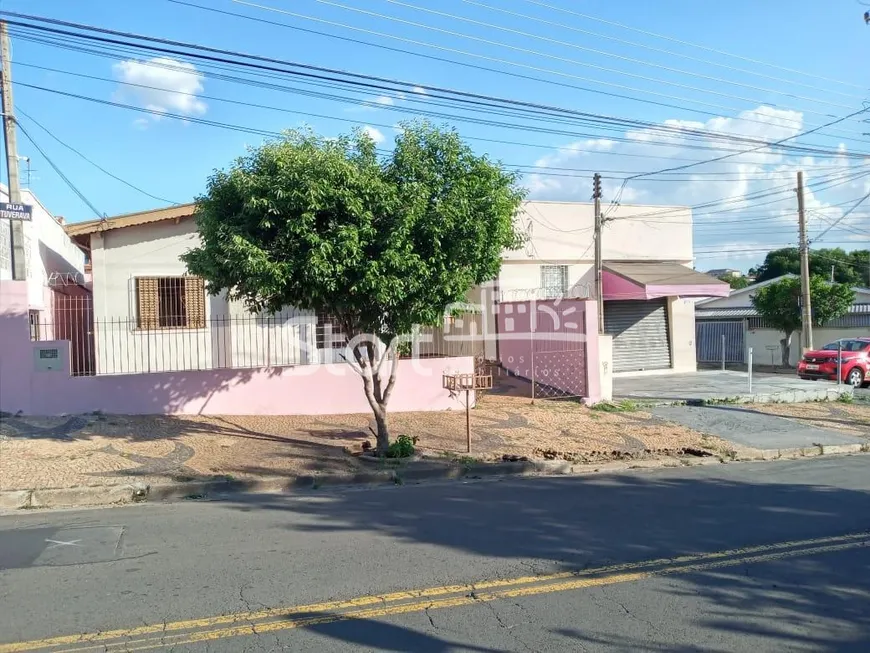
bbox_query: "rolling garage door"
[604,299,671,373]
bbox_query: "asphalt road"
[2,457,870,652]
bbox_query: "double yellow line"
[2,531,867,652]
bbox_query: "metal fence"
[30,296,481,377]
[696,320,746,364]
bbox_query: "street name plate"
[0,202,32,220]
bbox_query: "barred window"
[316,311,346,349]
[136,276,205,330]
[29,310,41,341]
[540,265,568,299]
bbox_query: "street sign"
[0,203,32,220]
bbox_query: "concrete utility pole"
[593,173,604,333]
[0,21,25,280]
[797,171,813,352]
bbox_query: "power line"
[379,0,863,110]
[517,0,864,91]
[459,0,865,101]
[812,190,870,244]
[14,56,867,165]
[16,107,180,205]
[226,0,869,141]
[14,120,104,217]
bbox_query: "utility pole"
[593,173,604,333]
[0,21,25,280]
[797,171,813,352]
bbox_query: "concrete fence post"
[747,347,753,394]
[721,333,726,371]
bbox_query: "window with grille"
[316,311,346,348]
[540,265,568,298]
[135,276,206,330]
[29,310,41,341]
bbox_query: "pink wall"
[1,281,472,416]
[495,298,600,400]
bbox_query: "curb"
[2,447,867,510]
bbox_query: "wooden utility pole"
[0,22,25,280]
[593,173,604,333]
[797,171,813,352]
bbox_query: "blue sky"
[2,0,869,271]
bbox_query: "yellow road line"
[1,531,866,653]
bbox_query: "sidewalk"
[0,393,722,496]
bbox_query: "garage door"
[604,299,671,373]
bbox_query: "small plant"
[837,393,854,404]
[591,400,638,413]
[386,434,418,459]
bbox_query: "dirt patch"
[750,402,870,438]
[0,394,724,492]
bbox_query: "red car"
[797,338,870,387]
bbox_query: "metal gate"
[696,320,745,363]
[604,299,671,373]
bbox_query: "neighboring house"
[67,199,726,379]
[0,186,90,366]
[706,268,742,279]
[482,200,729,374]
[695,275,870,366]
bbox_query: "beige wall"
[596,334,613,402]
[669,297,697,372]
[748,325,870,367]
[505,201,693,264]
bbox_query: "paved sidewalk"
[0,394,720,494]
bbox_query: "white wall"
[700,279,870,311]
[669,297,697,372]
[505,201,693,264]
[91,219,318,374]
[747,325,870,367]
[0,188,86,309]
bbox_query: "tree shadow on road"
[225,465,870,652]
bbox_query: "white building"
[0,185,88,342]
[695,275,870,367]
[483,200,728,374]
[68,199,727,376]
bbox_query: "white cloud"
[412,86,428,95]
[524,105,869,271]
[112,57,207,127]
[362,125,385,144]
[374,95,394,106]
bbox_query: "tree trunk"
[780,330,793,368]
[373,409,390,456]
[353,336,401,456]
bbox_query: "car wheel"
[846,368,864,388]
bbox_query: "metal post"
[837,340,842,386]
[465,388,471,454]
[747,347,753,394]
[721,333,726,371]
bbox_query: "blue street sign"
[0,203,32,220]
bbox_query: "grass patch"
[592,399,639,413]
[837,393,854,404]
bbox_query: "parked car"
[797,338,870,387]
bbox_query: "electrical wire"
[812,190,870,244]
[460,0,865,100]
[380,0,863,109]
[517,0,863,90]
[16,107,180,205]
[14,120,104,217]
[170,0,870,144]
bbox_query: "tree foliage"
[183,122,526,452]
[750,247,870,286]
[719,274,750,290]
[750,276,855,366]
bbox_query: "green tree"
[751,247,868,285]
[182,122,525,454]
[750,276,855,366]
[719,274,750,290]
